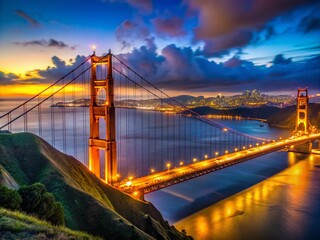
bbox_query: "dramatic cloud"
[34,55,88,83]
[273,54,292,65]
[298,15,320,33]
[14,39,75,50]
[152,16,186,37]
[197,30,254,57]
[0,72,19,85]
[115,19,150,49]
[15,10,39,26]
[116,42,320,92]
[2,42,319,93]
[188,0,317,56]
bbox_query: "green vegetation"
[0,132,192,239]
[0,185,22,210]
[18,183,65,226]
[0,183,64,226]
[0,208,101,240]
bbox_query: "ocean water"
[2,100,319,239]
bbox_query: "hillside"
[267,103,320,129]
[0,165,19,189]
[187,103,320,129]
[184,106,280,119]
[0,132,191,240]
[0,208,100,239]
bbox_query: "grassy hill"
[0,208,100,239]
[0,132,192,240]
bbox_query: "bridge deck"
[117,133,320,197]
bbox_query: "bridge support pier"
[132,190,145,201]
[290,142,312,154]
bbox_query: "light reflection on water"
[174,153,320,240]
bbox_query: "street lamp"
[166,163,171,171]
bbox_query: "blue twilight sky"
[0,0,319,96]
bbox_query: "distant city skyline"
[1,0,319,98]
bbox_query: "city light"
[204,154,208,159]
[223,128,228,132]
[193,158,197,162]
[215,152,219,156]
[225,150,229,154]
[180,161,184,166]
[151,168,155,173]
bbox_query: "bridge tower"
[89,51,117,185]
[295,88,309,135]
[292,88,312,153]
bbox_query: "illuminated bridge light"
[225,150,229,154]
[249,144,252,148]
[180,161,184,166]
[166,163,171,171]
[150,168,155,173]
[126,181,132,186]
[215,152,219,156]
[193,158,197,162]
[242,146,246,149]
[256,143,259,146]
[223,128,228,132]
[234,148,238,152]
[204,154,208,159]
[129,176,133,181]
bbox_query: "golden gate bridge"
[1,51,319,200]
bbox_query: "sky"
[0,0,319,97]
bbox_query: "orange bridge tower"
[89,51,117,185]
[292,88,312,153]
[295,88,309,135]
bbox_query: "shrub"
[18,183,65,225]
[0,185,22,210]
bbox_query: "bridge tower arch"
[295,88,309,135]
[89,51,117,185]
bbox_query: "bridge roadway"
[117,133,320,197]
